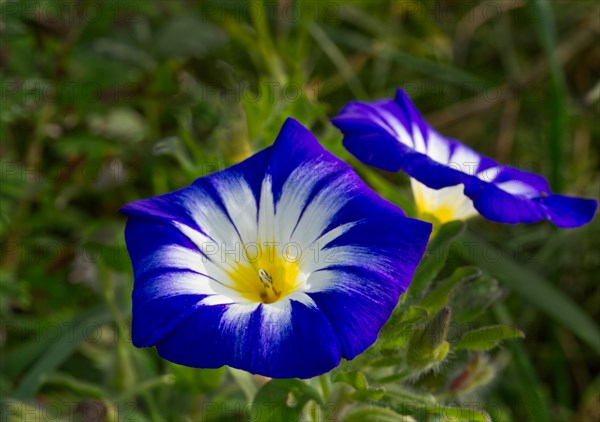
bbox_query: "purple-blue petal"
[309,267,395,359]
[156,301,342,379]
[332,89,597,227]
[536,194,598,228]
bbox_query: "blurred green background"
[1,1,598,421]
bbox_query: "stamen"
[258,269,281,303]
[258,269,273,288]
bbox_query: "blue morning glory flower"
[121,118,431,379]
[332,89,597,228]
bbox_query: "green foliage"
[343,406,415,422]
[251,379,323,422]
[169,364,225,394]
[419,267,480,314]
[454,325,525,351]
[325,232,512,419]
[332,371,385,401]
[407,221,466,303]
[456,231,600,354]
[12,306,113,401]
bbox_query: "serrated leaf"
[455,325,524,351]
[352,386,386,401]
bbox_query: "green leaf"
[400,306,429,324]
[388,389,490,422]
[428,221,468,251]
[455,325,525,351]
[419,266,481,315]
[425,406,491,422]
[169,363,225,393]
[407,221,466,303]
[251,379,323,422]
[332,371,385,400]
[1,331,48,378]
[332,371,368,391]
[352,386,386,401]
[457,232,600,355]
[385,387,436,405]
[228,367,258,401]
[92,241,131,273]
[378,305,428,350]
[344,407,414,422]
[451,275,501,322]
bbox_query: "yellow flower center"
[226,243,306,304]
[411,179,478,225]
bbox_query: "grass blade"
[308,23,369,100]
[494,304,552,421]
[528,0,568,191]
[13,306,112,400]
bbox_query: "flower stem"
[319,374,330,399]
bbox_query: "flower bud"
[449,353,496,395]
[407,307,452,370]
